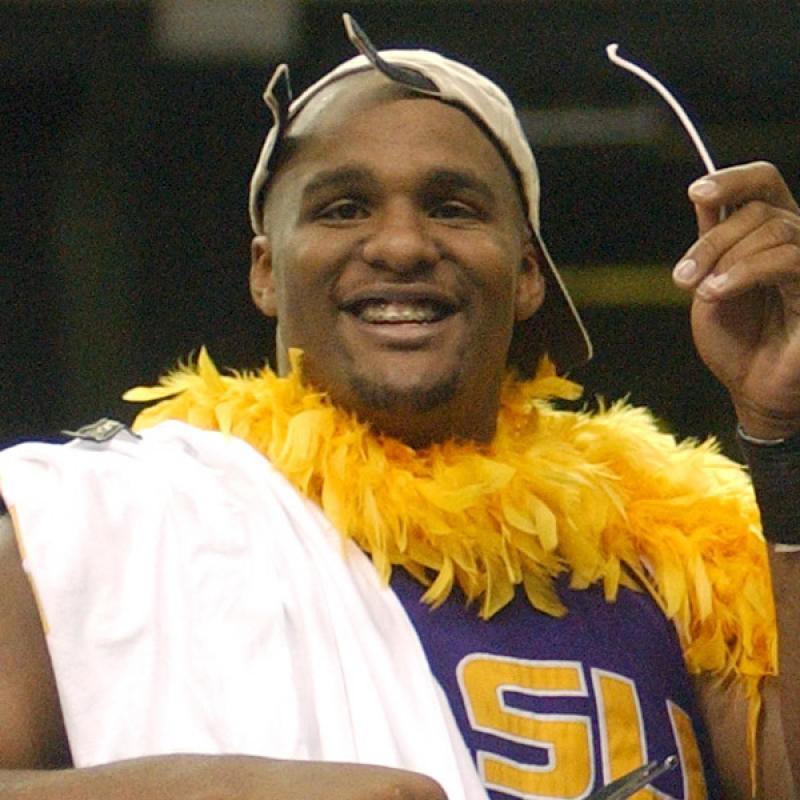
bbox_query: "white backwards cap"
[249,14,592,375]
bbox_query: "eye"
[430,200,485,221]
[316,198,369,222]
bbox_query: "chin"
[348,370,461,415]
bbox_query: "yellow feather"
[127,349,776,761]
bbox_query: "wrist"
[733,398,800,442]
[737,426,800,545]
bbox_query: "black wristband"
[737,427,800,545]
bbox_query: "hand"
[0,755,450,800]
[672,161,800,439]
[218,757,450,800]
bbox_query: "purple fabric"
[391,569,722,799]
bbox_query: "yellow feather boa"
[125,348,775,740]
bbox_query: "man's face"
[250,77,544,446]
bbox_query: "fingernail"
[673,259,698,282]
[689,178,718,199]
[698,272,728,295]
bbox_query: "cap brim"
[509,229,592,377]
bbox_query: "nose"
[360,201,440,273]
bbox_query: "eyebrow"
[423,169,498,206]
[301,165,499,205]
[301,166,382,200]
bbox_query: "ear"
[514,241,546,322]
[249,235,278,317]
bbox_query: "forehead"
[270,73,521,201]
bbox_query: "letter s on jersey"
[458,655,707,800]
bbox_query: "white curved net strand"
[606,44,717,174]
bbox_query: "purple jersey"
[391,570,722,800]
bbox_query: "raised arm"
[0,514,447,800]
[672,161,800,796]
[769,548,800,789]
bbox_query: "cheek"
[272,242,346,352]
[466,249,523,345]
[469,242,523,309]
[273,236,331,308]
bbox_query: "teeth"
[357,301,443,323]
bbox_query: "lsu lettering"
[390,569,722,799]
[458,657,707,800]
[459,657,594,799]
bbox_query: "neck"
[355,399,499,449]
[317,375,503,449]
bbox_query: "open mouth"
[347,299,455,324]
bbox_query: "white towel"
[0,421,486,799]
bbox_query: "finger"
[706,209,800,276]
[692,242,800,303]
[688,161,799,217]
[693,200,720,237]
[674,203,800,290]
[674,202,777,289]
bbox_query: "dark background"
[2,0,798,455]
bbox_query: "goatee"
[349,372,461,414]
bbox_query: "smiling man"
[1,15,800,800]
[250,70,545,447]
